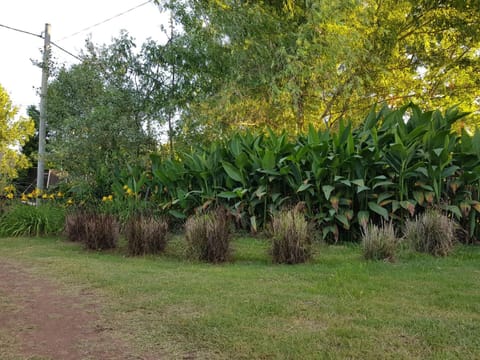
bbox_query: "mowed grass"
[0,236,479,359]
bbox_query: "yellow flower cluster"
[123,185,135,197]
[2,185,15,199]
[102,195,114,202]
[3,185,15,193]
[2,187,67,203]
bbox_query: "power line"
[51,41,82,62]
[57,0,153,42]
[0,23,42,38]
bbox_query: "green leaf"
[373,181,395,189]
[222,162,245,184]
[413,191,425,205]
[357,210,369,226]
[351,179,365,187]
[297,183,312,193]
[368,202,389,220]
[356,185,370,193]
[335,214,350,229]
[262,150,276,170]
[377,192,393,204]
[168,210,187,219]
[217,191,238,199]
[322,185,335,200]
[444,205,462,220]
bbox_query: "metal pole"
[36,23,50,205]
[168,12,174,155]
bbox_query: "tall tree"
[155,0,480,143]
[0,84,34,186]
[46,34,160,193]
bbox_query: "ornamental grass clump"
[185,208,231,263]
[83,213,119,251]
[361,222,398,261]
[64,210,88,242]
[404,210,457,256]
[125,215,169,256]
[270,208,311,264]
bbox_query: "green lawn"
[0,236,479,359]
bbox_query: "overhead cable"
[0,23,42,38]
[57,0,153,42]
[50,41,82,61]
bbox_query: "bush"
[83,213,119,250]
[64,210,88,242]
[361,222,398,261]
[270,208,311,264]
[125,215,169,256]
[404,210,457,256]
[185,208,231,263]
[0,203,65,237]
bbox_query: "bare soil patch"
[0,260,149,360]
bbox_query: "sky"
[0,0,168,117]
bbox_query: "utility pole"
[36,23,51,205]
[167,11,174,155]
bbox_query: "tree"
[155,0,480,143]
[46,34,159,195]
[0,84,34,187]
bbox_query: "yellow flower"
[102,196,108,202]
[21,194,28,201]
[108,194,113,201]
[27,192,34,198]
[123,185,129,191]
[66,198,74,205]
[3,185,15,193]
[56,191,64,198]
[49,194,55,200]
[126,188,134,196]
[6,193,14,199]
[42,194,48,199]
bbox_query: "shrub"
[404,210,457,256]
[270,208,311,264]
[361,222,398,261]
[185,208,231,263]
[125,215,169,256]
[64,210,88,242]
[0,203,65,237]
[83,213,119,250]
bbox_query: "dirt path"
[0,260,149,360]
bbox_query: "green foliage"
[155,0,480,143]
[270,207,311,264]
[0,203,65,237]
[361,222,398,261]
[404,210,458,257]
[82,213,119,251]
[125,215,169,256]
[185,208,231,263]
[0,84,34,186]
[45,34,158,196]
[116,104,480,242]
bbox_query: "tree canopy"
[154,0,480,143]
[45,0,480,163]
[46,34,160,193]
[0,84,34,186]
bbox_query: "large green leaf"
[222,162,245,185]
[368,202,389,220]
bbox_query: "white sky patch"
[0,0,169,116]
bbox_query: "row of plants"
[62,206,459,265]
[104,104,480,243]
